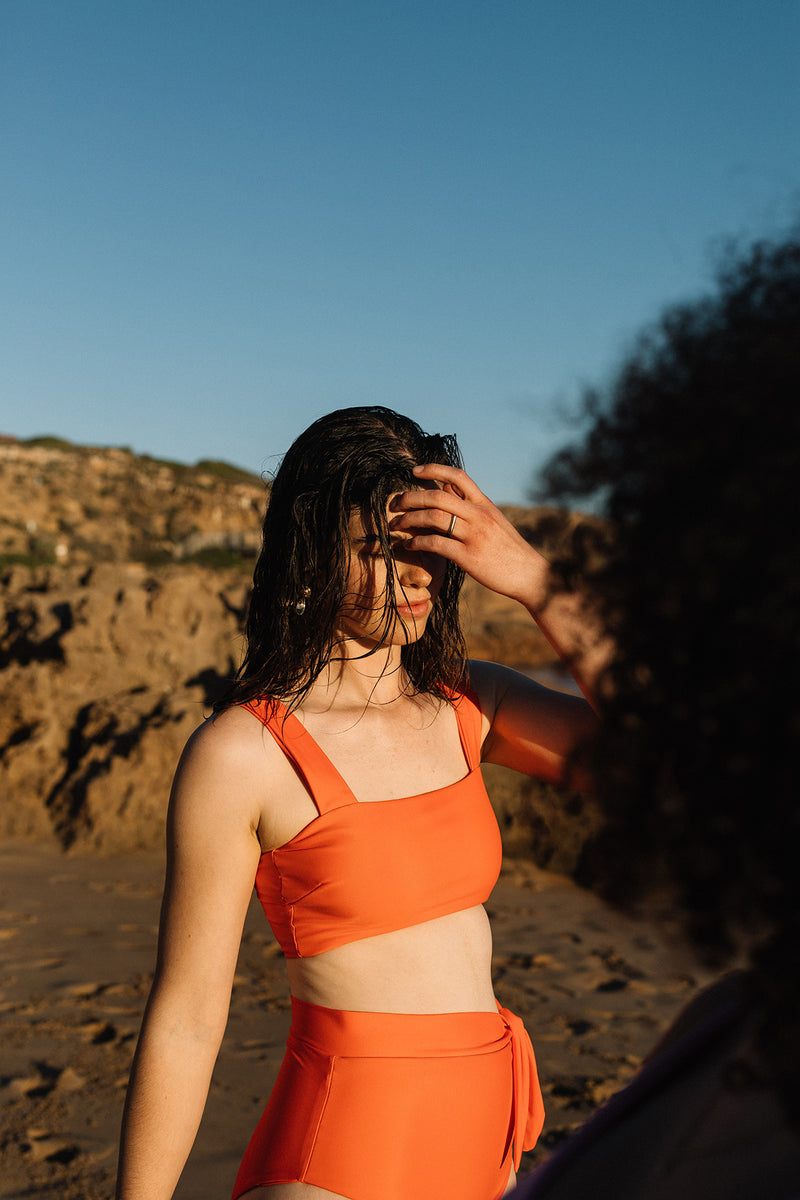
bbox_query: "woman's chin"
[334,612,430,651]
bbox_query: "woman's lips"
[396,598,431,619]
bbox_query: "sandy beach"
[0,844,715,1199]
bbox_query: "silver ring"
[447,513,457,537]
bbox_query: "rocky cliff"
[0,435,264,567]
[1,436,599,862]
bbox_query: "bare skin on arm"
[116,717,264,1200]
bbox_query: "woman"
[116,407,600,1200]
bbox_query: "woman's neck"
[303,641,413,713]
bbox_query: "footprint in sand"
[595,977,629,992]
[78,1019,117,1044]
[7,1072,49,1099]
[25,1128,80,1165]
[5,1062,86,1098]
[66,981,109,999]
[56,1066,87,1093]
[21,956,66,971]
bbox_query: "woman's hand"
[393,462,611,714]
[391,463,548,608]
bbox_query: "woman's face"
[334,499,446,648]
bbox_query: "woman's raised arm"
[116,711,265,1200]
[393,463,610,704]
[392,463,608,780]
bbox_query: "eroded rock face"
[0,561,601,863]
[0,438,601,861]
[0,439,264,566]
[1,563,248,850]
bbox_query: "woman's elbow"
[141,975,232,1053]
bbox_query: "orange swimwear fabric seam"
[232,997,544,1200]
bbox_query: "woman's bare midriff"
[285,904,497,1013]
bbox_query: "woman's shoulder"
[177,701,286,786]
[187,699,264,744]
[168,701,299,847]
[455,660,522,744]
[464,659,530,715]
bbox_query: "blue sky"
[2,1,799,503]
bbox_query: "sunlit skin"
[115,461,606,1200]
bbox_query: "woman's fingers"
[391,465,485,526]
[390,464,492,549]
[391,500,462,536]
[412,461,487,503]
[391,504,470,557]
[390,484,462,532]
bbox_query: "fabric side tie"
[497,1002,546,1170]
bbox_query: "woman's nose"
[394,548,434,587]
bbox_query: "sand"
[0,845,715,1199]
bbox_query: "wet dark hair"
[540,228,800,1111]
[219,406,467,712]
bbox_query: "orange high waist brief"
[232,997,545,1200]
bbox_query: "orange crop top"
[242,687,503,958]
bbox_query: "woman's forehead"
[347,499,396,540]
[347,476,441,539]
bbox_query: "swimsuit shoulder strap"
[447,683,484,772]
[241,696,357,816]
